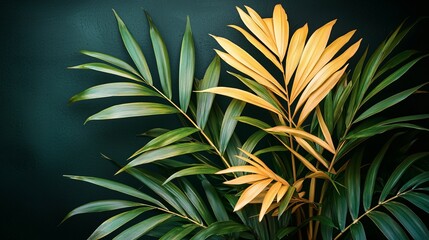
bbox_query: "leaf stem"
[333,190,411,240]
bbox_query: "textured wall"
[1,0,427,239]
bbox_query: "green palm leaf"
[353,83,426,124]
[69,62,142,82]
[384,201,429,240]
[86,102,178,123]
[160,224,199,240]
[367,211,409,240]
[202,177,229,222]
[119,142,212,173]
[350,221,366,240]
[219,99,246,154]
[178,16,195,112]
[113,10,152,84]
[146,12,172,98]
[80,50,142,77]
[196,56,221,129]
[164,164,220,184]
[345,151,362,220]
[88,207,151,240]
[190,221,249,240]
[69,82,159,103]
[130,127,199,159]
[63,175,164,207]
[113,213,172,240]
[62,200,146,223]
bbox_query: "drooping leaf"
[146,12,172,99]
[384,201,429,240]
[354,84,426,124]
[130,127,199,159]
[113,10,152,84]
[69,82,159,103]
[362,54,428,105]
[119,142,212,173]
[401,191,429,214]
[62,200,145,223]
[367,211,409,240]
[196,56,221,129]
[178,16,195,112]
[164,164,220,184]
[160,224,199,240]
[237,116,271,130]
[86,102,178,123]
[88,207,150,240]
[201,177,229,222]
[113,213,172,240]
[80,50,142,77]
[399,171,429,193]
[69,63,142,82]
[190,221,249,240]
[350,221,366,240]
[63,175,164,207]
[362,135,397,210]
[379,152,429,202]
[345,151,362,220]
[181,178,215,225]
[219,99,246,154]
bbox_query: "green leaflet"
[384,201,429,240]
[367,211,409,240]
[201,177,229,222]
[88,207,151,240]
[178,16,195,112]
[160,224,199,240]
[113,10,153,84]
[62,200,145,223]
[345,152,362,220]
[63,175,164,208]
[69,82,159,103]
[350,221,366,240]
[190,221,249,240]
[80,50,142,77]
[353,84,426,124]
[146,12,172,99]
[119,142,212,173]
[219,99,246,154]
[113,213,172,240]
[379,152,429,202]
[69,62,142,82]
[130,127,199,159]
[86,102,178,123]
[196,56,221,129]
[164,164,220,184]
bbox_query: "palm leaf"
[80,50,142,77]
[69,62,142,82]
[69,82,159,103]
[164,164,220,184]
[62,200,146,223]
[196,56,221,129]
[190,221,249,240]
[129,127,199,159]
[367,211,409,240]
[146,12,172,99]
[118,142,212,173]
[201,177,229,222]
[88,207,150,240]
[113,10,152,84]
[160,224,199,240]
[63,175,164,207]
[178,16,195,112]
[113,213,172,240]
[85,102,178,123]
[219,99,246,154]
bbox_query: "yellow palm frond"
[285,24,308,86]
[272,4,289,61]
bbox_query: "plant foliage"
[64,4,429,239]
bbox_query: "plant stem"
[333,190,411,240]
[149,83,231,169]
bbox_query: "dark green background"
[1,0,428,239]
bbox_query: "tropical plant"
[63,3,429,240]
